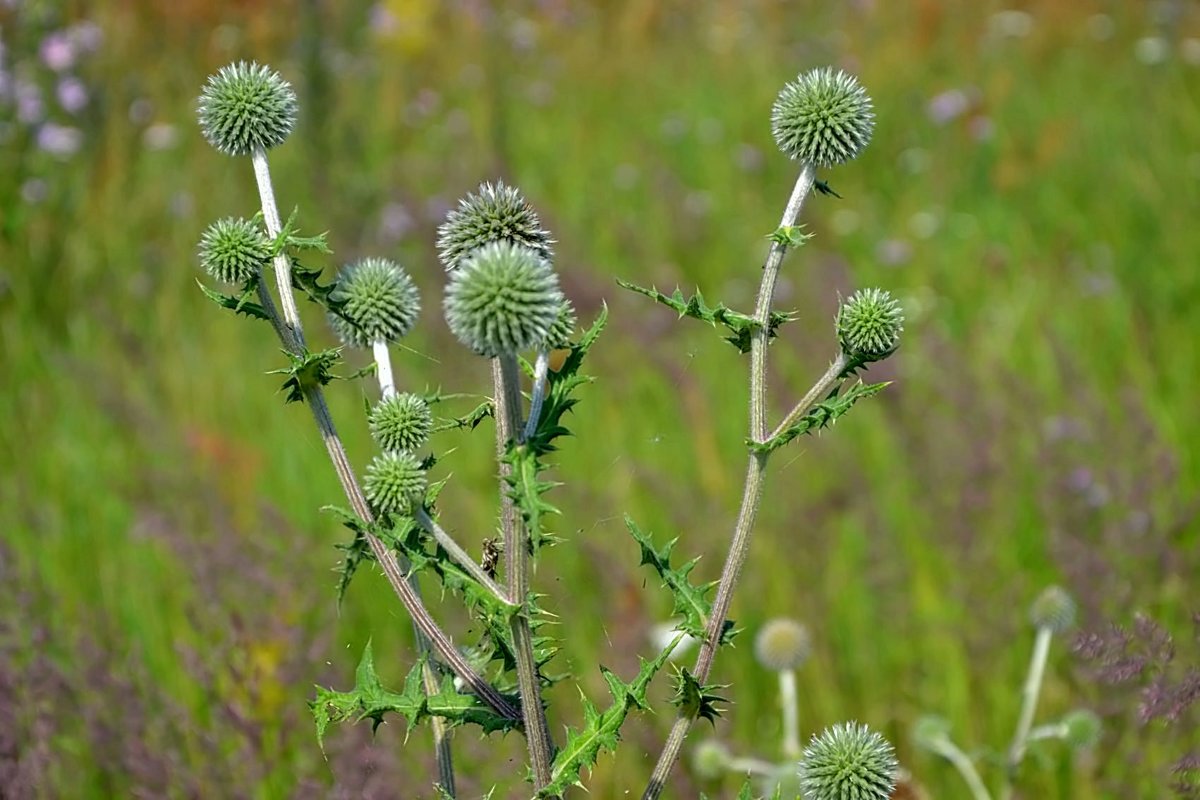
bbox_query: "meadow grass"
[2,1,1197,796]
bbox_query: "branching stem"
[932,736,994,800]
[1001,626,1053,799]
[641,162,817,800]
[414,507,510,604]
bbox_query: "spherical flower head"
[328,257,420,348]
[1061,709,1101,750]
[443,241,564,357]
[1030,585,1076,634]
[369,393,433,453]
[754,618,812,671]
[836,288,904,361]
[541,297,577,350]
[437,181,555,271]
[691,738,730,780]
[364,451,427,515]
[799,722,898,800]
[772,67,874,167]
[197,61,298,156]
[197,217,270,284]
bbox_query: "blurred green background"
[2,0,1198,797]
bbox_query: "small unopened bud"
[369,393,432,453]
[1061,709,1101,750]
[197,217,270,284]
[364,451,426,515]
[836,288,904,361]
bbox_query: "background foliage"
[2,0,1197,797]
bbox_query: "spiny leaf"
[310,643,521,753]
[325,505,372,607]
[196,279,271,321]
[539,643,677,796]
[268,347,343,403]
[751,380,889,454]
[671,666,728,726]
[617,280,795,353]
[767,224,814,248]
[505,445,562,555]
[526,305,607,456]
[625,516,733,644]
[432,400,494,433]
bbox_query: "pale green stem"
[414,507,510,604]
[932,736,993,800]
[251,146,305,352]
[642,162,817,800]
[725,755,779,777]
[373,338,397,400]
[493,354,556,795]
[523,349,551,442]
[1002,626,1053,799]
[779,669,801,760]
[768,352,849,442]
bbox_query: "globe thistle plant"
[370,393,433,453]
[1030,585,1077,634]
[197,61,298,157]
[197,217,270,285]
[799,722,898,800]
[329,257,421,348]
[836,288,904,362]
[443,241,563,357]
[755,618,812,672]
[364,450,427,515]
[437,181,555,271]
[771,67,874,167]
[542,297,578,350]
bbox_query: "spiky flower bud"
[1030,586,1076,634]
[443,241,563,357]
[197,61,298,156]
[197,217,270,284]
[691,738,730,780]
[541,297,577,350]
[1061,709,1101,750]
[369,393,433,453]
[911,715,952,752]
[364,451,426,515]
[799,722,898,800]
[328,257,420,348]
[754,618,812,671]
[771,67,874,167]
[436,181,554,271]
[836,288,904,361]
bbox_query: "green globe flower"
[799,722,898,800]
[328,257,420,348]
[443,241,563,357]
[369,393,433,453]
[364,451,427,515]
[1030,586,1076,634]
[197,217,270,284]
[437,181,555,271]
[771,67,874,167]
[197,61,298,157]
[754,618,812,672]
[691,738,730,780]
[836,288,904,361]
[1061,709,1101,750]
[541,297,577,350]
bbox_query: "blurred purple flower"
[57,76,88,114]
[926,89,969,125]
[968,116,994,141]
[16,79,44,124]
[36,122,82,157]
[377,202,414,244]
[735,143,763,172]
[70,21,104,53]
[368,3,399,36]
[39,31,76,72]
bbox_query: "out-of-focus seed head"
[754,618,812,671]
[1061,709,1101,750]
[1030,585,1077,633]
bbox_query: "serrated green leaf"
[196,279,271,321]
[325,505,373,606]
[310,643,522,753]
[268,347,343,403]
[538,643,677,796]
[672,666,728,726]
[625,516,735,644]
[504,445,562,556]
[767,224,814,248]
[751,381,889,454]
[617,280,794,353]
[526,305,607,455]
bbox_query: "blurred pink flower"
[39,31,76,72]
[56,76,88,114]
[36,122,82,157]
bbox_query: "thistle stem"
[523,349,551,442]
[933,736,993,800]
[642,163,817,800]
[1002,626,1053,799]
[493,354,556,795]
[779,668,801,760]
[247,152,517,782]
[769,352,849,442]
[725,755,779,777]
[373,338,397,400]
[414,507,510,604]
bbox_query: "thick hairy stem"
[642,163,817,800]
[493,354,556,795]
[247,150,517,750]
